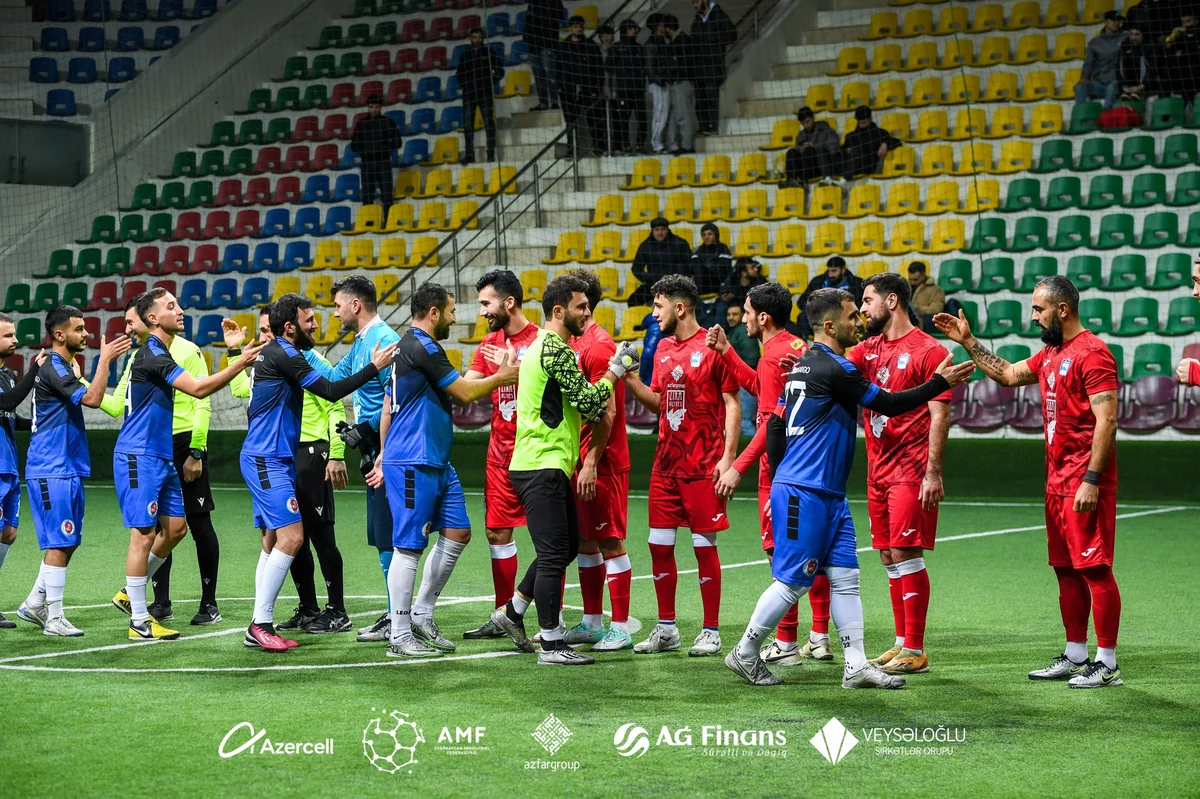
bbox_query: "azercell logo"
[810,718,857,765]
[219,722,334,759]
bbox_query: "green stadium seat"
[159,182,187,209]
[62,281,88,309]
[372,21,397,45]
[266,118,292,143]
[198,150,225,176]
[1146,97,1185,130]
[200,120,235,148]
[1130,342,1173,379]
[1067,102,1101,134]
[1094,213,1134,250]
[1169,172,1200,206]
[937,258,973,293]
[1020,256,1058,290]
[1127,173,1166,208]
[104,247,131,275]
[1002,178,1041,211]
[240,88,271,114]
[1008,216,1048,251]
[1043,176,1082,210]
[1149,252,1191,290]
[345,24,371,47]
[1049,214,1090,250]
[1066,254,1103,290]
[1189,94,1200,128]
[1136,212,1179,249]
[336,52,363,78]
[1117,135,1156,170]
[1076,137,1114,170]
[15,318,42,348]
[936,300,979,339]
[346,0,377,16]
[237,119,263,145]
[964,217,1006,252]
[980,299,1024,337]
[1185,211,1200,246]
[75,248,102,278]
[996,344,1032,367]
[977,257,1015,292]
[275,56,307,81]
[316,26,342,49]
[1112,296,1159,336]
[77,214,117,244]
[1104,254,1147,291]
[38,249,73,278]
[1164,297,1200,335]
[1160,134,1198,168]
[302,85,328,110]
[2,284,30,313]
[162,151,196,179]
[274,87,301,111]
[226,148,254,174]
[117,214,145,242]
[1033,139,1073,172]
[1081,174,1122,209]
[1078,298,1113,335]
[32,283,60,312]
[187,181,214,208]
[310,54,337,79]
[121,183,157,211]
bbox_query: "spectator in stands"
[1125,0,1183,44]
[557,15,605,156]
[456,28,505,164]
[1163,10,1199,102]
[691,223,733,297]
[595,24,617,156]
[663,15,697,155]
[725,304,761,435]
[784,106,841,186]
[526,0,565,111]
[795,256,864,336]
[349,95,402,220]
[1118,24,1155,101]
[1076,12,1128,109]
[690,0,736,136]
[907,261,946,332]
[840,106,901,181]
[608,19,647,155]
[628,217,692,306]
[645,14,673,154]
[716,257,767,329]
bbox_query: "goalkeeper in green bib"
[488,275,641,665]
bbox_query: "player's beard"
[0,342,15,359]
[834,321,860,350]
[863,308,889,338]
[484,308,508,333]
[564,309,586,338]
[658,313,677,337]
[294,326,316,350]
[1039,316,1064,346]
[433,315,452,341]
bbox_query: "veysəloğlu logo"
[810,718,857,765]
[218,722,334,759]
[363,708,424,774]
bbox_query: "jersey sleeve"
[229,369,251,399]
[718,346,758,395]
[1081,347,1119,395]
[413,342,460,391]
[584,336,617,382]
[924,342,953,402]
[829,356,881,406]
[46,361,88,406]
[542,334,612,423]
[1025,346,1048,379]
[469,342,488,373]
[283,350,322,390]
[649,355,663,393]
[714,354,740,395]
[148,350,185,387]
[845,343,865,369]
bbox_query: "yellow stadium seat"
[592,306,616,336]
[523,307,542,327]
[1019,70,1057,101]
[770,223,807,258]
[845,183,881,218]
[861,11,898,40]
[983,72,1019,101]
[595,267,621,300]
[948,74,981,104]
[663,156,697,189]
[699,155,733,186]
[376,237,407,268]
[501,70,531,97]
[1014,34,1047,64]
[1041,0,1078,27]
[571,4,599,29]
[543,232,585,265]
[583,230,622,264]
[618,230,649,262]
[977,36,1011,66]
[407,235,438,268]
[856,260,889,279]
[875,80,908,110]
[733,225,769,259]
[732,153,768,185]
[1057,69,1082,100]
[806,186,843,219]
[520,269,547,303]
[809,223,845,257]
[840,115,858,139]
[901,42,938,71]
[272,275,301,302]
[459,316,489,344]
[1028,104,1063,136]
[848,221,886,255]
[344,239,374,268]
[584,195,622,228]
[1082,0,1114,21]
[697,190,732,222]
[881,182,920,216]
[950,108,987,140]
[430,137,458,165]
[924,219,966,254]
[374,273,400,306]
[445,348,463,374]
[805,83,835,111]
[625,193,659,226]
[879,112,911,141]
[384,203,414,232]
[963,179,1001,213]
[881,147,915,177]
[314,240,342,269]
[620,158,660,191]
[912,110,948,142]
[921,181,959,215]
[989,107,1025,138]
[1007,1,1041,29]
[934,6,968,34]
[884,220,924,254]
[840,82,871,111]
[487,165,517,195]
[996,140,1034,173]
[768,187,805,220]
[776,262,809,294]
[415,201,447,231]
[942,39,973,68]
[615,305,649,341]
[916,144,955,177]
[452,167,487,196]
[1049,32,1085,62]
[317,313,343,345]
[732,188,769,221]
[760,119,800,151]
[898,9,933,36]
[906,77,943,106]
[664,191,695,223]
[420,168,453,198]
[830,46,867,76]
[867,44,903,73]
[448,200,478,230]
[345,205,384,236]
[953,141,994,175]
[395,169,420,198]
[969,3,1005,32]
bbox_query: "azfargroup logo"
[614,723,650,758]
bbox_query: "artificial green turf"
[1,487,1197,798]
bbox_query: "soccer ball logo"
[362,708,423,775]
[147,501,158,517]
[287,497,299,514]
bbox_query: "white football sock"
[43,564,66,618]
[388,550,420,644]
[809,630,827,645]
[1065,641,1088,663]
[146,552,167,579]
[25,563,48,609]
[252,549,294,626]
[827,566,867,672]
[510,592,531,617]
[413,537,465,622]
[127,575,149,622]
[1096,646,1117,670]
[254,549,269,598]
[737,580,806,659]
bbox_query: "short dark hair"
[854,105,872,121]
[542,274,590,317]
[561,268,602,311]
[366,94,382,105]
[332,275,377,312]
[651,274,699,307]
[1035,275,1080,313]
[805,288,854,328]
[259,302,274,319]
[863,272,911,310]
[270,293,314,337]
[475,269,524,305]
[826,256,847,270]
[0,312,12,326]
[135,287,169,326]
[124,292,145,313]
[411,281,453,320]
[797,106,815,122]
[468,26,484,36]
[907,261,928,275]
[45,305,84,338]
[746,283,793,327]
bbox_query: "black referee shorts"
[172,432,215,514]
[295,440,335,525]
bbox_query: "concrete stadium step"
[0,6,31,22]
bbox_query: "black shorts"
[366,483,393,552]
[172,432,215,514]
[295,440,335,524]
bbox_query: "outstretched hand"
[934,352,975,387]
[99,334,132,363]
[932,310,973,344]
[222,318,248,350]
[371,342,398,371]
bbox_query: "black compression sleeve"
[0,361,39,412]
[861,374,951,418]
[305,364,379,403]
[765,414,787,482]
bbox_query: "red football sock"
[1080,564,1121,649]
[1054,565,1091,644]
[899,567,931,651]
[776,603,799,643]
[648,543,677,623]
[489,543,518,609]
[693,542,722,629]
[888,572,906,639]
[577,553,605,618]
[808,573,830,635]
[604,554,632,624]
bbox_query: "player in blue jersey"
[364,282,517,658]
[0,313,47,630]
[111,289,262,641]
[724,289,974,688]
[242,294,396,652]
[14,306,129,637]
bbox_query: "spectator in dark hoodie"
[690,222,732,296]
[455,28,505,164]
[1119,23,1155,100]
[840,106,902,181]
[716,257,766,326]
[349,94,402,219]
[645,14,674,154]
[664,14,697,155]
[690,0,736,135]
[608,19,647,155]
[796,256,865,337]
[556,15,605,156]
[1076,11,1129,109]
[785,106,841,186]
[1126,0,1183,43]
[525,0,564,111]
[629,217,692,306]
[1163,9,1200,101]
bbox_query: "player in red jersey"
[1175,256,1200,385]
[559,269,635,651]
[623,275,741,658]
[462,270,540,640]
[705,282,836,667]
[936,275,1122,688]
[848,272,951,676]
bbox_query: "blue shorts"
[383,463,470,551]
[26,477,84,550]
[769,483,859,587]
[114,453,185,529]
[240,453,302,531]
[0,473,21,529]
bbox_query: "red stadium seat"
[161,246,190,274]
[421,46,448,71]
[132,247,160,275]
[319,113,349,140]
[104,315,126,343]
[292,115,320,141]
[313,144,341,170]
[958,381,1017,431]
[399,19,425,43]
[366,50,393,75]
[357,80,384,106]
[1171,385,1200,432]
[252,146,282,174]
[428,16,453,40]
[272,176,301,204]
[192,244,220,273]
[202,209,231,239]
[1119,376,1176,432]
[949,383,969,426]
[452,396,491,427]
[231,209,260,237]
[1008,384,1044,433]
[214,178,243,206]
[119,280,148,306]
[284,144,312,172]
[394,48,419,73]
[172,211,202,241]
[83,317,101,349]
[152,280,177,296]
[7,353,23,379]
[387,78,412,104]
[244,176,271,204]
[455,14,481,39]
[87,280,119,311]
[328,82,357,108]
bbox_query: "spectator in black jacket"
[795,257,865,337]
[525,0,564,110]
[1126,0,1184,43]
[785,106,842,185]
[1163,10,1199,101]
[556,16,605,156]
[645,14,673,154]
[690,0,736,135]
[840,106,902,181]
[349,95,402,219]
[716,257,766,327]
[456,28,505,164]
[1119,24,1155,100]
[608,19,647,155]
[690,223,732,296]
[664,14,696,154]
[628,217,692,306]
[596,24,616,156]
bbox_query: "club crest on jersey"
[690,351,703,368]
[1059,358,1072,376]
[876,366,890,386]
[498,385,517,421]
[670,364,684,381]
[1047,372,1056,390]
[897,353,911,370]
[803,558,819,577]
[287,497,299,514]
[147,501,158,517]
[60,519,74,535]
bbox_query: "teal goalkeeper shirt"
[307,315,400,431]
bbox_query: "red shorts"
[648,472,729,534]
[484,462,526,530]
[574,470,628,541]
[1045,492,1116,569]
[758,482,774,551]
[867,482,938,551]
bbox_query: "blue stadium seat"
[107,57,136,82]
[514,10,525,34]
[281,241,310,270]
[415,76,442,103]
[302,174,331,203]
[68,57,98,83]
[450,44,470,70]
[151,26,181,50]
[29,58,59,83]
[219,242,250,272]
[507,40,529,65]
[116,27,145,51]
[333,173,360,201]
[250,242,279,272]
[190,0,218,18]
[119,0,148,21]
[439,106,464,133]
[341,146,361,170]
[83,0,114,22]
[444,76,460,103]
[288,207,321,236]
[487,12,510,37]
[408,107,435,134]
[75,26,105,51]
[46,89,77,116]
[401,138,429,166]
[49,0,76,22]
[194,314,224,346]
[207,277,238,308]
[488,41,504,63]
[384,109,406,133]
[40,28,70,52]
[157,0,184,21]
[322,206,352,235]
[258,208,290,237]
[240,277,270,307]
[178,278,208,309]
[181,314,194,342]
